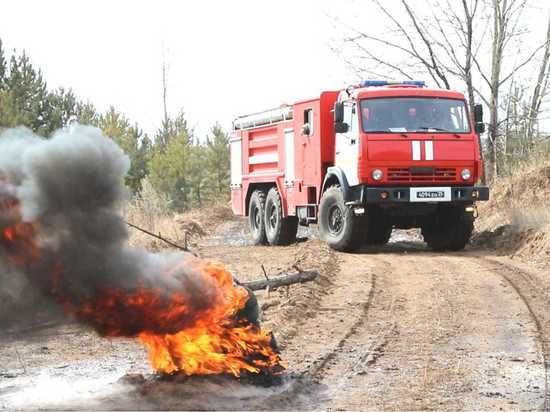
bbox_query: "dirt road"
[1,221,550,410]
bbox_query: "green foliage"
[0,89,21,128]
[0,37,230,210]
[0,39,6,88]
[3,52,51,135]
[45,87,79,131]
[76,102,99,125]
[148,119,192,209]
[98,107,151,193]
[147,114,231,210]
[205,123,230,200]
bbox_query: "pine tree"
[4,52,50,135]
[148,110,193,209]
[205,123,230,201]
[98,107,150,193]
[45,87,79,131]
[154,110,190,152]
[0,39,6,90]
[186,141,208,207]
[76,101,99,125]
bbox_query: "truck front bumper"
[361,185,489,204]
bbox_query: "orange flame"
[1,201,283,377]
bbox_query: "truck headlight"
[461,168,471,180]
[372,169,383,181]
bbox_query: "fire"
[1,203,283,377]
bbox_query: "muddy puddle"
[203,219,317,247]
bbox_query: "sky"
[0,0,364,138]
[1,1,549,137]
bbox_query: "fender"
[322,167,353,202]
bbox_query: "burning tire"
[237,286,261,327]
[365,207,392,245]
[249,190,268,245]
[422,205,474,251]
[319,185,364,252]
[264,187,298,246]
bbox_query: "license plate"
[410,187,451,202]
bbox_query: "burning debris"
[0,125,282,378]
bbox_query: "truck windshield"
[360,97,470,133]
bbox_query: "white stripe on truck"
[412,141,421,160]
[425,141,434,160]
[248,153,279,165]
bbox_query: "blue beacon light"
[360,80,425,88]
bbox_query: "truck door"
[335,101,359,186]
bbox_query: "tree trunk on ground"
[242,270,318,292]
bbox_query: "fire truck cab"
[230,80,489,252]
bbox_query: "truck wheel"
[264,187,298,246]
[319,185,364,252]
[422,206,474,251]
[365,208,392,245]
[249,190,268,245]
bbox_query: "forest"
[0,38,229,210]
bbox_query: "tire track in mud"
[306,253,400,378]
[307,272,377,378]
[258,252,381,409]
[303,253,401,410]
[477,257,550,410]
[313,251,547,410]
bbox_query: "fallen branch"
[126,221,198,256]
[242,270,318,291]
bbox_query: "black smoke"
[0,125,220,333]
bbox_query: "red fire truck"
[230,80,489,252]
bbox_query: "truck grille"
[387,167,456,183]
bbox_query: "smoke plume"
[0,125,223,334]
[0,125,282,379]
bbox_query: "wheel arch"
[321,167,352,202]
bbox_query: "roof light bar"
[360,80,425,88]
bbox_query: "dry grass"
[123,178,179,250]
[475,156,550,264]
[123,178,235,250]
[477,158,550,232]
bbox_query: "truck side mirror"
[473,104,484,134]
[475,123,486,134]
[333,102,349,133]
[334,102,344,123]
[334,122,349,133]
[474,104,483,123]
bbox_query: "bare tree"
[525,7,550,142]
[474,0,550,178]
[485,0,521,177]
[335,0,452,88]
[431,0,483,115]
[162,44,169,128]
[334,0,549,180]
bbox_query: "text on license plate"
[410,187,451,202]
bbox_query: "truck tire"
[422,206,474,251]
[319,185,364,252]
[365,208,392,245]
[249,190,268,245]
[264,187,298,246]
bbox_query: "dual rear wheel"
[249,188,298,246]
